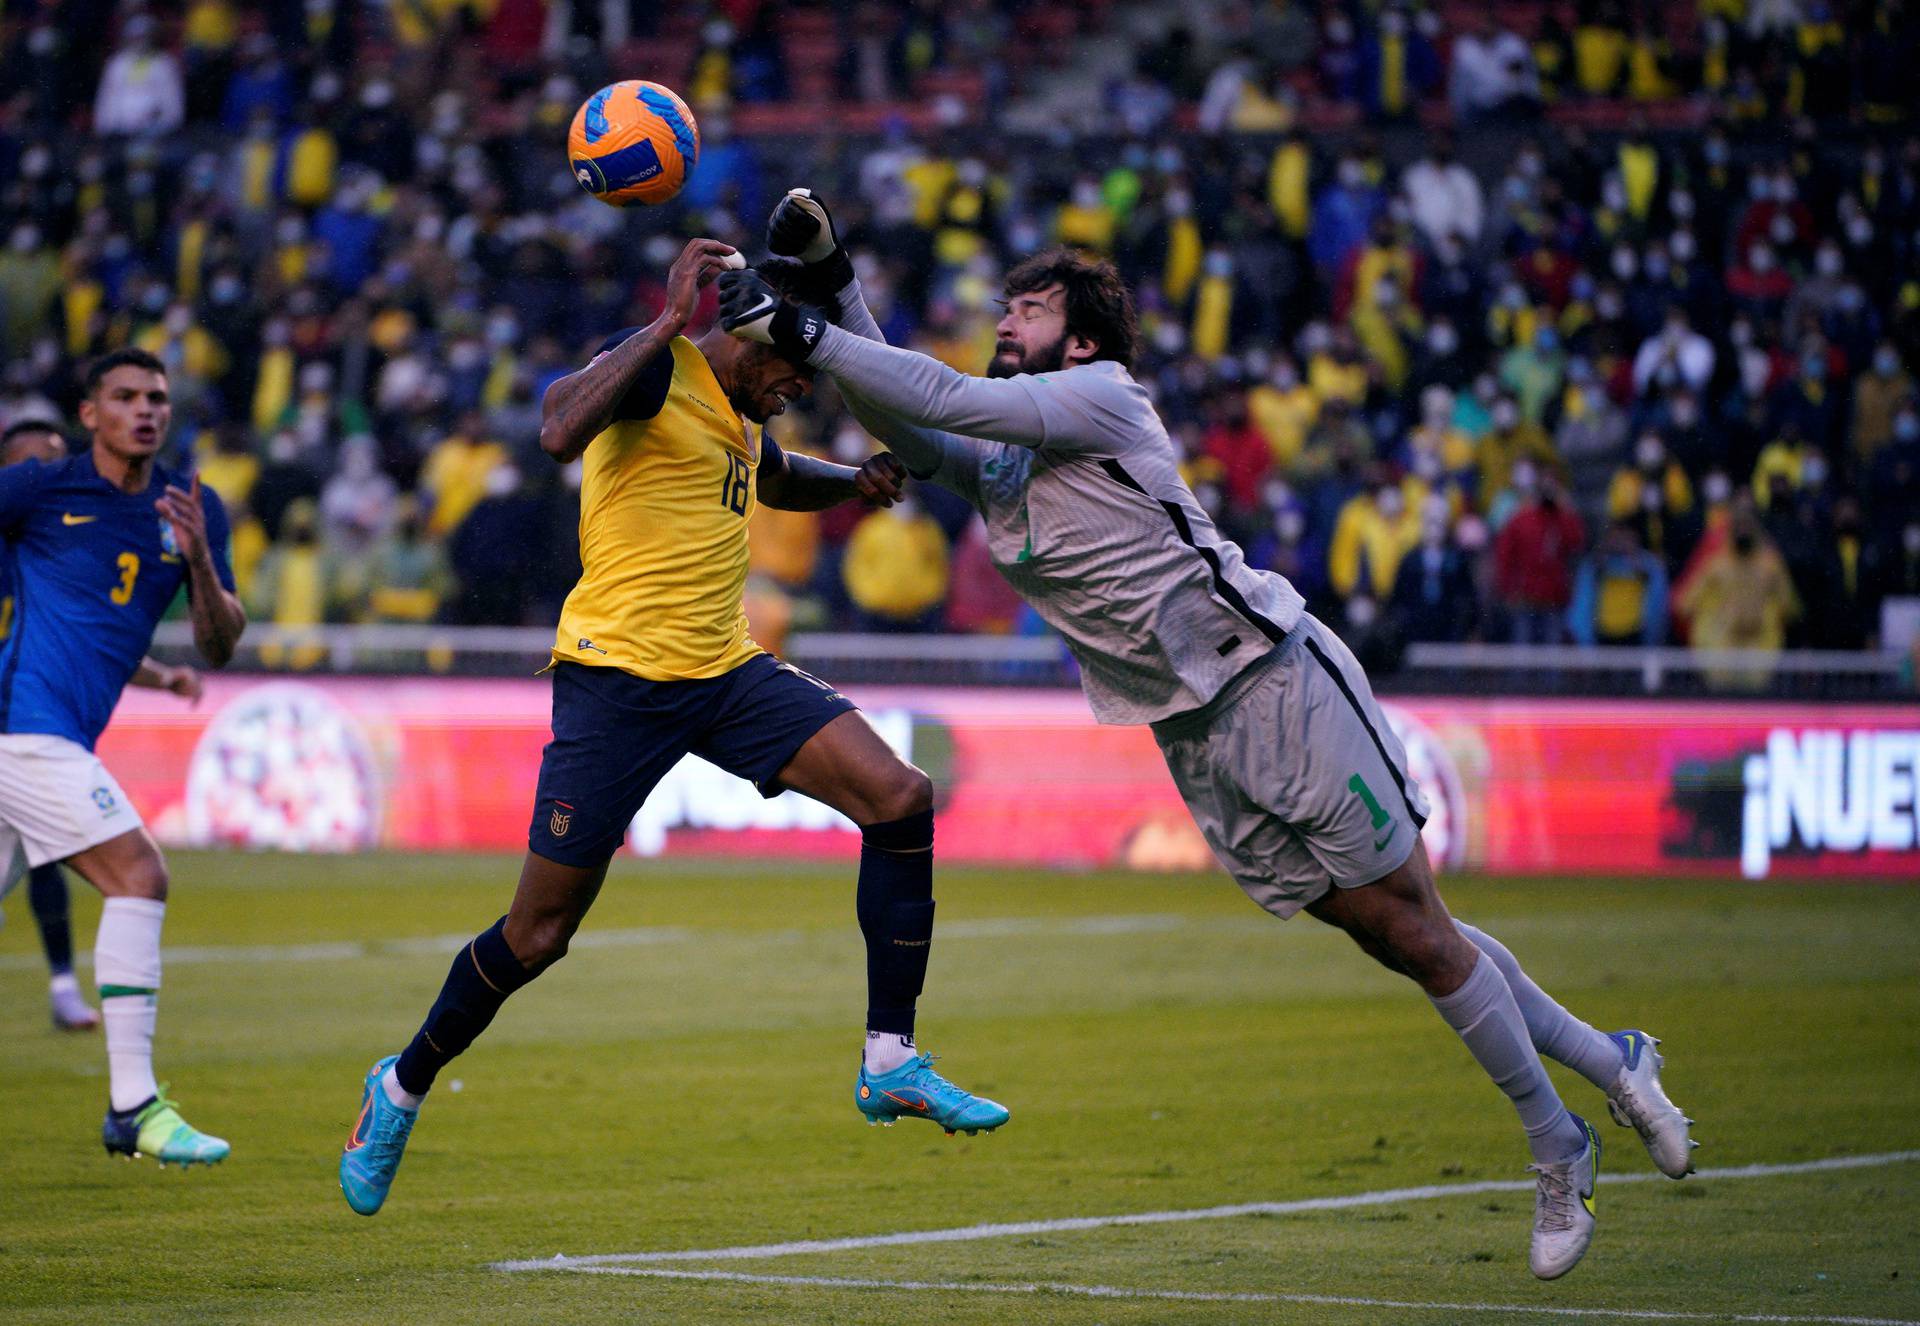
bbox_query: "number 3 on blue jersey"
[110,551,140,605]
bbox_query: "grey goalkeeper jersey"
[809,290,1305,725]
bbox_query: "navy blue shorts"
[529,655,857,867]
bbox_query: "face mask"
[1816,247,1843,277]
[1802,353,1826,381]
[1905,526,1920,555]
[1535,327,1559,353]
[1611,248,1638,281]
[1671,190,1696,221]
[1801,453,1828,486]
[1895,413,1920,442]
[1492,403,1519,431]
[1730,320,1753,347]
[1645,252,1671,282]
[1672,399,1699,427]
[1704,472,1732,504]
[1748,246,1775,273]
[1769,214,1795,245]
[1875,349,1901,377]
[1636,437,1664,469]
[1277,510,1305,542]
[1427,324,1458,355]
[1772,176,1795,203]
[1597,292,1624,319]
[1512,462,1539,494]
[1413,451,1442,481]
[1705,140,1729,166]
[1339,161,1366,189]
[1847,217,1873,246]
[1376,488,1405,518]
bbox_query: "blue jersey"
[0,450,234,751]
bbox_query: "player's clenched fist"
[766,187,854,297]
[853,452,909,508]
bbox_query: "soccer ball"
[567,80,701,207]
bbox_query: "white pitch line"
[493,1151,1920,1271]
[552,1267,1920,1326]
[0,913,1209,972]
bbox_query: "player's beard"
[986,332,1069,379]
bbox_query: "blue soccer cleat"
[102,1088,230,1168]
[339,1055,418,1216]
[856,1053,1009,1136]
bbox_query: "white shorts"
[1152,615,1431,920]
[0,733,144,870]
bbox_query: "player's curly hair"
[82,347,167,397]
[1004,248,1138,371]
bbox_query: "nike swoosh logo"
[61,513,96,526]
[881,1089,930,1113]
[344,1095,373,1152]
[1373,820,1400,853]
[1619,1032,1642,1070]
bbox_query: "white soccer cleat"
[1529,1115,1600,1281]
[1605,1030,1697,1179]
[49,974,100,1031]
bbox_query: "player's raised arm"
[156,474,246,669]
[539,238,740,464]
[755,437,907,512]
[720,269,1051,448]
[764,188,987,489]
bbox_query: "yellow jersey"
[551,336,764,680]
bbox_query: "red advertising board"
[97,677,1920,880]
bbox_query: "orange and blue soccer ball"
[568,80,700,206]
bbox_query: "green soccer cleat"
[102,1089,230,1168]
[856,1053,1010,1136]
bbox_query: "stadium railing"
[147,623,1914,699]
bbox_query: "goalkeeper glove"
[718,269,832,363]
[766,187,855,299]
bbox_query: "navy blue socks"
[857,809,936,1037]
[28,864,73,974]
[394,918,535,1097]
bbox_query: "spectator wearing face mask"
[1246,356,1319,470]
[1632,305,1716,397]
[1308,156,1387,278]
[1329,467,1424,602]
[1852,343,1913,464]
[1569,520,1668,646]
[1477,393,1562,509]
[1402,133,1483,249]
[1771,340,1847,456]
[1494,469,1585,643]
[1389,496,1478,643]
[1679,501,1800,687]
[1449,14,1539,123]
[1727,242,1795,321]
[1812,497,1884,650]
[843,497,951,631]
[1607,432,1696,567]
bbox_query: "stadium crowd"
[1,0,1918,669]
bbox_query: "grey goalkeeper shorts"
[1151,614,1430,919]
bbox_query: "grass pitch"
[2,851,1917,1324]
